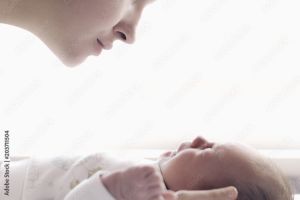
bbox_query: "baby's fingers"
[162,191,177,200]
[148,191,176,200]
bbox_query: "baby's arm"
[1,155,116,200]
[1,155,171,200]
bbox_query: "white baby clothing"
[0,153,149,200]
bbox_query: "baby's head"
[159,137,294,200]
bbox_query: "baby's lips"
[160,151,177,159]
[160,151,173,158]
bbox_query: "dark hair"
[229,157,294,200]
[194,150,295,200]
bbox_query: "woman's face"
[46,0,154,66]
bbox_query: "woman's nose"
[113,22,136,44]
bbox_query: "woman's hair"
[227,157,294,200]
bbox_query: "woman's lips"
[97,38,113,50]
[93,38,113,56]
[94,38,103,56]
[97,38,104,47]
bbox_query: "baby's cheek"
[197,149,216,161]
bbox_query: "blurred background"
[0,0,300,158]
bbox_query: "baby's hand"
[101,165,167,200]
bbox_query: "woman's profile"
[1,0,153,66]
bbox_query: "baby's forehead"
[215,142,250,152]
[215,143,260,165]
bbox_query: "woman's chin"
[63,57,86,67]
[56,50,87,67]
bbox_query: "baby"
[0,136,293,200]
[100,136,294,200]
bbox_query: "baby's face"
[47,0,154,66]
[159,139,261,191]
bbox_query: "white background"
[1,0,300,157]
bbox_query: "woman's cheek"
[68,0,126,30]
[96,0,129,27]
